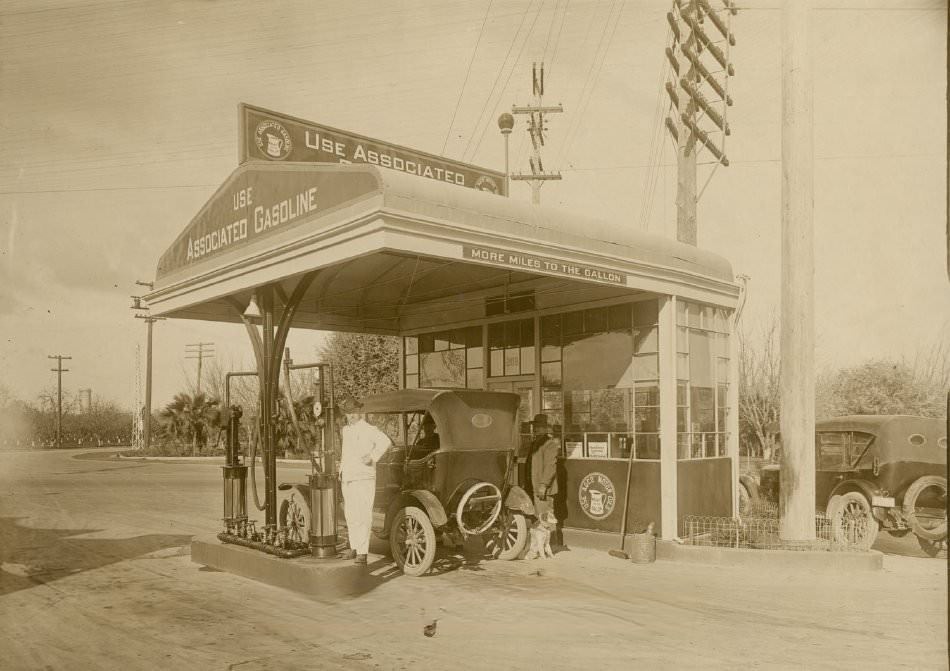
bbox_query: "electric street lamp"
[131,280,163,451]
[497,113,514,196]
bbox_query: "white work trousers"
[342,478,375,555]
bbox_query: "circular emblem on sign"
[578,472,616,520]
[471,413,493,429]
[474,176,499,194]
[254,120,292,160]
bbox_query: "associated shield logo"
[254,120,292,160]
[578,472,616,520]
[474,176,499,194]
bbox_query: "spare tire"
[902,475,947,542]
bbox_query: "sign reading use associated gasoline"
[239,103,508,196]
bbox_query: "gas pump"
[217,360,337,560]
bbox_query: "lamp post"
[497,113,514,196]
[132,281,163,451]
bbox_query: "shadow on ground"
[0,516,192,596]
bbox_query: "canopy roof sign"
[148,162,738,335]
[239,103,508,196]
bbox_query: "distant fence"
[681,511,871,552]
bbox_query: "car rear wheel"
[485,511,528,560]
[828,491,878,549]
[902,475,947,543]
[390,506,436,577]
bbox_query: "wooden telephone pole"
[511,62,563,205]
[664,0,736,245]
[779,0,816,542]
[185,342,216,395]
[48,354,71,448]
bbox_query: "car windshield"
[366,411,429,449]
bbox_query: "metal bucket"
[308,472,337,558]
[629,531,656,564]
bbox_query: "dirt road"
[1,449,946,670]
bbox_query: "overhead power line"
[442,0,495,155]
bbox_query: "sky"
[0,0,947,411]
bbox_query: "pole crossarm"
[696,0,736,45]
[681,45,733,106]
[681,112,729,165]
[510,61,563,205]
[681,78,730,134]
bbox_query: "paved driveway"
[1,449,946,670]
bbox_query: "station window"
[487,318,534,377]
[540,300,660,461]
[403,326,482,389]
[676,300,732,460]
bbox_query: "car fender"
[827,479,887,516]
[384,490,448,535]
[504,485,535,516]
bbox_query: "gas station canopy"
[146,162,737,332]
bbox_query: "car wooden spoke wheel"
[485,510,528,560]
[902,475,947,543]
[390,506,436,577]
[828,492,878,549]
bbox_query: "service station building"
[148,108,740,543]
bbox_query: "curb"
[117,454,310,465]
[561,526,882,571]
[191,536,396,599]
[655,539,884,571]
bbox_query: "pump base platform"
[191,536,397,600]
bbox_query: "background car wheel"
[902,475,947,542]
[485,511,528,560]
[390,506,436,577]
[828,491,879,549]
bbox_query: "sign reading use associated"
[156,166,380,278]
[239,103,508,196]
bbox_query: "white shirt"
[340,418,392,482]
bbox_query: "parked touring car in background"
[742,415,947,554]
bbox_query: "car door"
[815,431,850,506]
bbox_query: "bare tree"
[738,320,781,459]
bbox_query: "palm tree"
[160,392,221,456]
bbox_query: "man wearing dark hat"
[529,413,560,519]
[338,396,391,564]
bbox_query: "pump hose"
[248,421,265,512]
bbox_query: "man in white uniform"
[338,397,391,564]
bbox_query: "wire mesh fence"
[681,511,872,552]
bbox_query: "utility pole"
[779,0,816,543]
[511,62,563,205]
[48,354,71,448]
[664,0,736,245]
[132,283,164,452]
[185,342,216,395]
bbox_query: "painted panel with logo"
[559,460,661,535]
[240,103,507,196]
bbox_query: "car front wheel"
[485,511,528,560]
[828,492,879,549]
[390,506,436,577]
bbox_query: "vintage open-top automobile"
[359,388,534,575]
[753,415,947,554]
